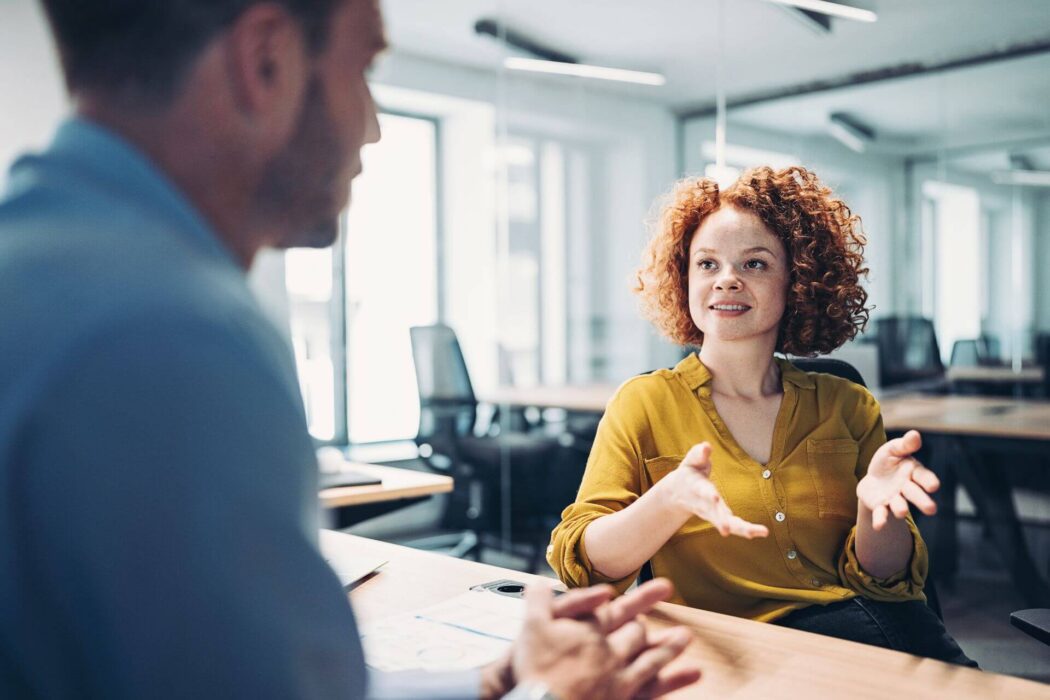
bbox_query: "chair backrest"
[409,324,478,460]
[949,339,981,367]
[790,357,867,387]
[873,316,945,387]
[1035,333,1050,398]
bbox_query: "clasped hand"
[856,429,940,529]
[485,578,700,700]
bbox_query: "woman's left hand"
[856,430,940,530]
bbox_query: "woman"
[548,166,974,665]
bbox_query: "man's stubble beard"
[254,73,346,250]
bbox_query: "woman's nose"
[714,272,741,290]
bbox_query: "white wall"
[0,1,69,184]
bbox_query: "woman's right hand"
[661,443,769,539]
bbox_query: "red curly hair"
[635,166,870,356]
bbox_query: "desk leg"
[923,435,958,587]
[952,440,1050,608]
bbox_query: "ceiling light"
[503,57,666,86]
[991,170,1050,187]
[762,0,877,22]
[827,112,875,153]
[705,163,741,188]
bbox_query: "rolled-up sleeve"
[547,387,646,593]
[837,390,928,601]
[838,515,928,600]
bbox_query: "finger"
[901,481,937,516]
[618,626,693,698]
[889,494,910,519]
[637,666,703,699]
[607,619,648,662]
[727,516,769,539]
[887,430,922,458]
[872,504,889,531]
[595,578,674,634]
[711,499,734,536]
[911,465,940,494]
[682,443,712,475]
[549,584,614,620]
[523,579,555,623]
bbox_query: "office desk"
[880,394,1050,606]
[480,384,616,413]
[320,463,452,528]
[947,365,1045,397]
[946,365,1045,385]
[321,530,1048,699]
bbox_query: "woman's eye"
[698,260,716,270]
[744,259,767,270]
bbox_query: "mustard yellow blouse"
[548,354,928,622]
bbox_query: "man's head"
[39,0,386,260]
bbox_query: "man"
[0,1,701,698]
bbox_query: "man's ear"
[223,3,310,144]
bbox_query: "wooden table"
[320,462,452,528]
[880,394,1050,441]
[322,530,1050,699]
[947,365,1045,385]
[480,384,617,413]
[880,394,1050,606]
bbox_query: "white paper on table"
[324,555,387,588]
[360,590,526,672]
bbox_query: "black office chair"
[409,324,562,571]
[1035,333,1050,399]
[873,316,945,389]
[639,355,944,620]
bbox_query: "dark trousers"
[774,598,978,668]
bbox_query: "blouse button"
[775,511,786,522]
[787,549,797,560]
[762,469,772,479]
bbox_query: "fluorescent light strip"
[991,170,1050,187]
[763,0,877,22]
[503,57,666,86]
[827,120,867,153]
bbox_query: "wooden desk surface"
[321,530,1049,699]
[480,384,617,413]
[880,394,1050,441]
[319,463,452,509]
[947,366,1045,384]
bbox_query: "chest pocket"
[806,438,860,520]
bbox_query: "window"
[285,112,439,444]
[921,181,981,362]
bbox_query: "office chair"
[1036,333,1050,399]
[949,339,981,367]
[409,324,562,571]
[873,316,945,389]
[638,355,944,620]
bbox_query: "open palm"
[856,430,940,530]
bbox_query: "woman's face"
[688,206,790,348]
